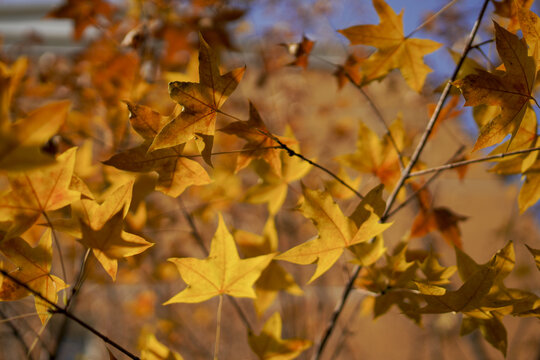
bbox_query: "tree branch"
[346,74,405,170]
[216,108,363,199]
[311,1,491,358]
[0,308,32,359]
[177,198,255,332]
[259,129,364,199]
[407,145,540,178]
[0,269,140,360]
[387,145,466,218]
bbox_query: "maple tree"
[1,0,540,359]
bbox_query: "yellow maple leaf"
[164,214,275,304]
[0,229,67,324]
[518,7,540,68]
[104,102,211,198]
[235,217,302,316]
[244,125,311,215]
[276,185,392,283]
[0,147,80,238]
[248,312,312,360]
[337,117,406,193]
[138,328,184,360]
[149,34,245,154]
[0,101,70,171]
[454,22,537,151]
[338,0,441,92]
[0,56,28,121]
[75,182,154,281]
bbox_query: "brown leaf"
[47,0,115,40]
[281,35,315,69]
[454,22,537,151]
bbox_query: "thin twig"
[384,0,491,217]
[470,39,494,49]
[311,1,491,359]
[183,146,282,159]
[0,312,50,324]
[387,146,466,218]
[42,213,67,296]
[406,0,459,39]
[177,198,254,332]
[311,265,363,360]
[407,145,540,178]
[0,308,31,358]
[214,295,223,360]
[50,249,92,359]
[346,74,405,170]
[0,269,140,360]
[216,108,363,199]
[178,198,208,256]
[259,129,364,199]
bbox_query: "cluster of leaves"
[0,0,540,359]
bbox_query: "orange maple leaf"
[0,101,70,171]
[408,183,467,248]
[334,53,362,89]
[281,35,315,69]
[219,102,296,175]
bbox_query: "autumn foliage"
[1,0,540,359]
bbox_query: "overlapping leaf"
[408,183,467,248]
[149,35,245,156]
[75,182,153,280]
[243,126,311,215]
[454,22,537,151]
[0,147,80,238]
[0,230,67,324]
[276,185,392,283]
[104,101,211,198]
[219,102,296,175]
[235,217,302,316]
[338,117,406,193]
[47,0,115,40]
[248,312,311,360]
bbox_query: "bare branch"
[407,146,540,178]
[0,269,140,360]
